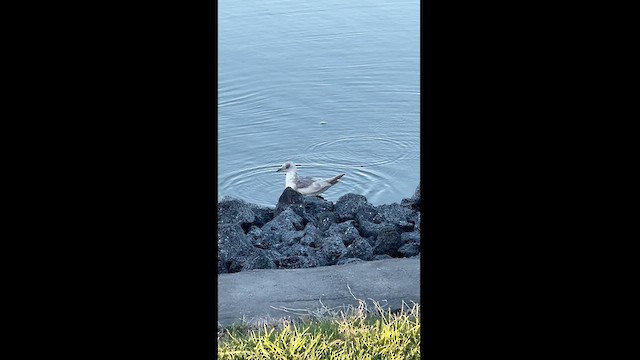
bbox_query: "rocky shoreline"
[218,182,420,273]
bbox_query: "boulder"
[401,182,420,211]
[401,231,421,244]
[249,205,274,228]
[279,255,319,269]
[217,187,422,272]
[334,193,378,223]
[397,243,420,257]
[373,203,413,226]
[218,252,227,273]
[341,236,374,261]
[317,235,347,266]
[316,211,337,232]
[280,229,306,246]
[301,196,334,224]
[300,223,322,248]
[218,198,255,229]
[372,227,402,257]
[336,258,365,265]
[274,187,305,218]
[374,203,418,233]
[217,224,257,273]
[260,209,306,251]
[243,250,282,271]
[262,207,305,233]
[304,196,334,214]
[279,244,320,269]
[324,220,361,246]
[408,211,420,232]
[359,221,396,241]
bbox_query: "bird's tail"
[328,173,345,184]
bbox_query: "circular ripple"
[304,135,412,168]
[218,163,287,207]
[218,161,417,207]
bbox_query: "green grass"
[218,298,420,359]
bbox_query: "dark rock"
[247,225,262,239]
[324,220,361,246]
[316,211,337,232]
[216,188,421,272]
[272,241,289,252]
[275,187,305,218]
[342,236,374,261]
[365,236,376,247]
[303,222,322,237]
[247,225,269,249]
[334,193,378,223]
[299,235,316,248]
[373,203,416,233]
[226,260,244,273]
[301,212,317,227]
[301,197,334,225]
[397,243,420,257]
[372,227,402,256]
[262,225,305,252]
[336,257,365,265]
[253,242,270,250]
[218,223,250,246]
[279,255,319,269]
[401,231,421,244]
[218,252,227,273]
[401,182,420,211]
[317,235,347,266]
[217,224,258,273]
[280,230,305,246]
[249,205,274,228]
[218,198,255,228]
[359,220,396,240]
[282,244,313,257]
[253,232,277,250]
[262,208,305,232]
[373,203,412,224]
[279,244,319,269]
[397,221,415,232]
[300,223,322,248]
[408,211,420,232]
[304,196,335,215]
[244,250,282,270]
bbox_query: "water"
[218,0,420,208]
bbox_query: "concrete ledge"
[218,257,420,326]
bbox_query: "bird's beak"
[276,167,282,172]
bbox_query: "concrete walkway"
[218,257,420,326]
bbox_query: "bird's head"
[276,161,297,173]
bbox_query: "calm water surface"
[218,0,420,207]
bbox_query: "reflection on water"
[219,0,420,207]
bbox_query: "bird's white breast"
[285,172,297,189]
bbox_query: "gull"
[276,161,345,197]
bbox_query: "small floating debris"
[319,121,327,125]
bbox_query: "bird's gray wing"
[294,176,318,190]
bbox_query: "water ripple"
[218,0,420,207]
[305,135,411,167]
